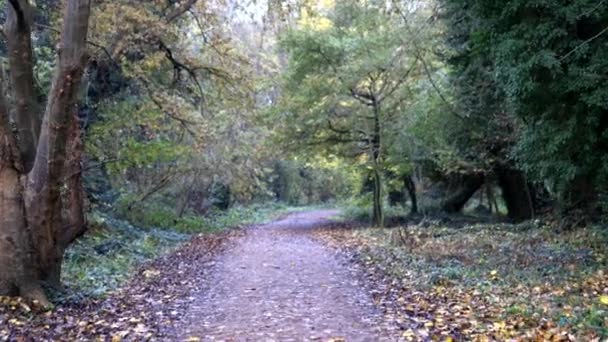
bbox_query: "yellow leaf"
[490,270,498,276]
[600,295,608,305]
[493,321,506,330]
[402,329,415,337]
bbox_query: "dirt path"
[177,210,396,341]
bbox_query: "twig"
[559,26,608,62]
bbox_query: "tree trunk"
[0,0,92,303]
[405,175,418,215]
[63,109,87,247]
[371,99,384,227]
[372,167,383,227]
[441,173,485,213]
[0,75,48,304]
[495,167,534,222]
[562,174,598,214]
[25,0,92,289]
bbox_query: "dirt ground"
[176,210,399,341]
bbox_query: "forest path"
[177,210,395,341]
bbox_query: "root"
[20,283,52,309]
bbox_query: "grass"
[61,202,298,298]
[323,215,608,340]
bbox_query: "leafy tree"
[277,0,428,226]
[441,0,608,214]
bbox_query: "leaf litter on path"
[0,231,240,341]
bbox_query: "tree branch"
[559,25,608,62]
[5,0,40,172]
[377,57,419,103]
[7,0,28,29]
[392,0,466,119]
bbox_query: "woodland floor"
[0,210,400,341]
[1,210,606,341]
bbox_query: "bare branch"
[559,26,608,62]
[378,57,419,103]
[391,0,466,119]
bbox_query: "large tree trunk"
[441,173,485,213]
[0,81,29,296]
[25,0,92,289]
[61,109,88,252]
[0,76,48,304]
[0,0,92,303]
[495,167,534,222]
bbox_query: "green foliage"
[274,0,442,224]
[117,196,294,233]
[88,98,192,176]
[270,158,357,205]
[441,0,608,207]
[277,0,422,155]
[341,196,410,223]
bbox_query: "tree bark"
[0,0,92,303]
[495,167,534,222]
[371,99,384,227]
[486,184,498,214]
[0,76,47,304]
[441,173,485,213]
[0,80,29,296]
[25,0,92,289]
[5,0,41,172]
[63,109,87,246]
[372,167,383,227]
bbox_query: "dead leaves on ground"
[313,222,608,341]
[0,231,240,341]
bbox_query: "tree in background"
[278,0,431,226]
[440,0,608,216]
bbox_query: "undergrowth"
[319,217,608,340]
[119,200,295,233]
[61,202,294,298]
